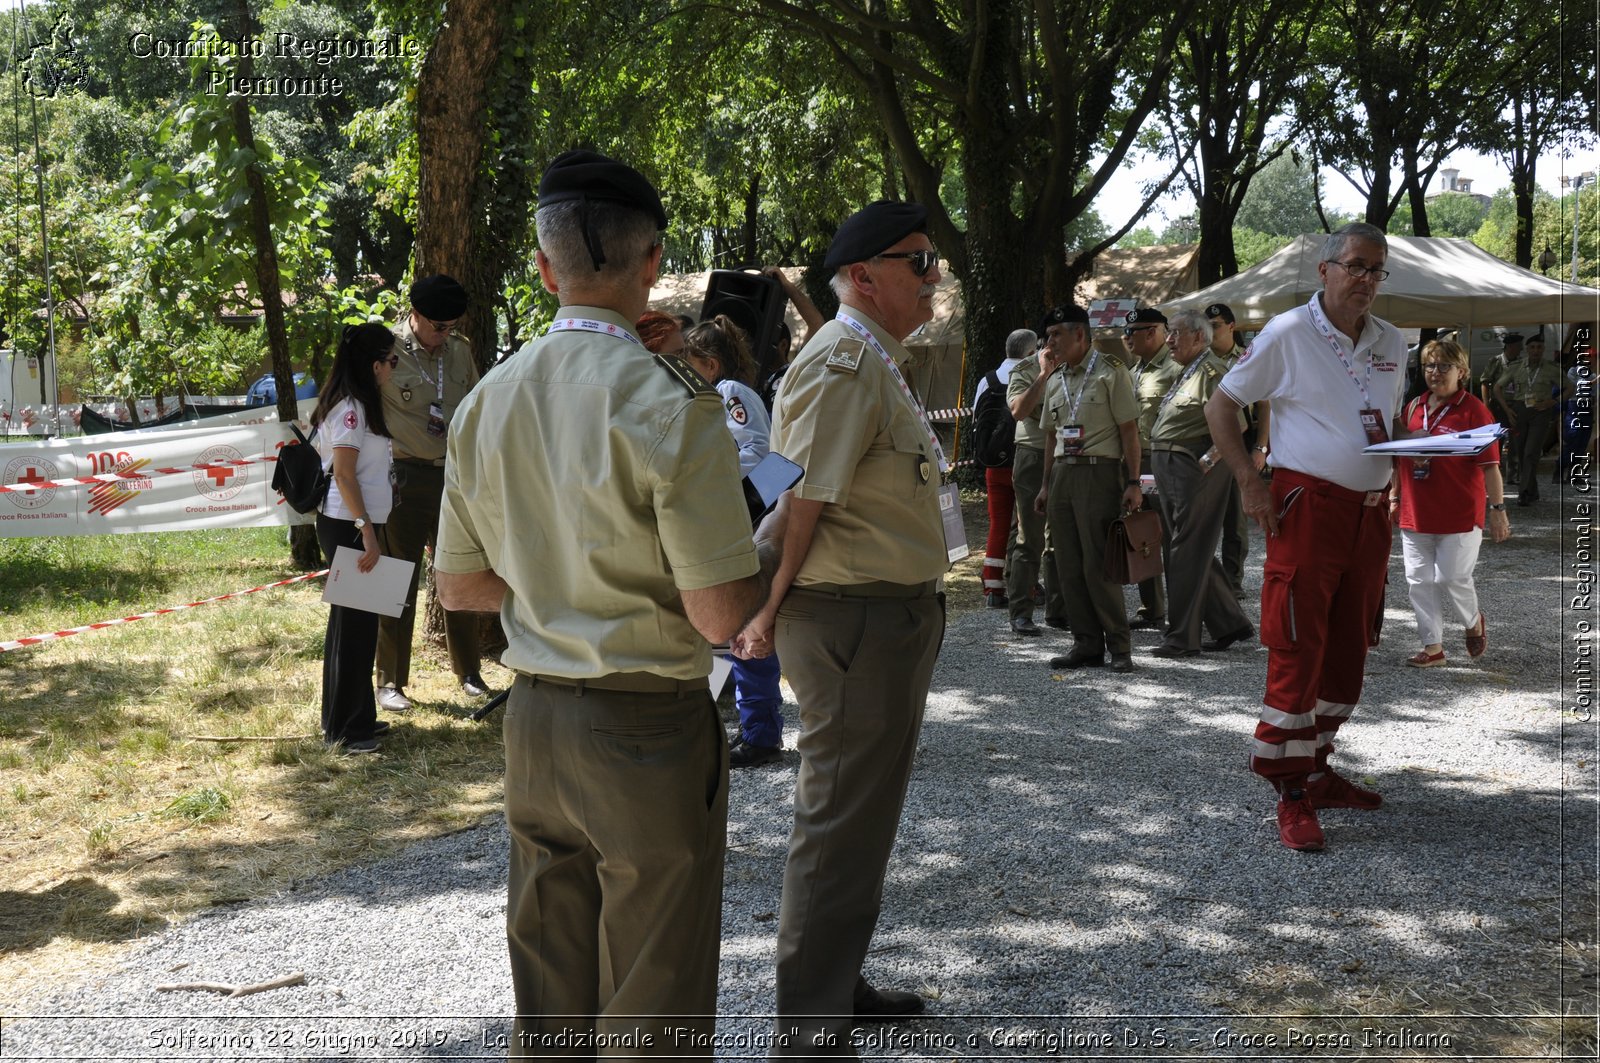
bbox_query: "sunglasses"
[1123,325,1158,338]
[380,355,400,367]
[876,249,939,277]
[426,318,459,334]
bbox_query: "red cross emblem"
[1088,300,1137,328]
[207,465,235,488]
[18,466,45,494]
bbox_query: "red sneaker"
[1277,795,1325,851]
[1307,770,1383,810]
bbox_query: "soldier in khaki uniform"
[1207,302,1271,601]
[1125,307,1180,629]
[1496,333,1570,506]
[742,200,951,1056]
[376,274,486,711]
[1148,309,1254,657]
[434,151,776,1058]
[1479,332,1523,482]
[1005,331,1068,635]
[1035,303,1143,672]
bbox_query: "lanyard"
[1061,350,1103,425]
[547,317,643,347]
[1308,296,1374,408]
[404,340,446,405]
[835,310,948,473]
[1158,355,1208,412]
[1418,390,1461,435]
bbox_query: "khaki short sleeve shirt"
[772,315,948,586]
[1505,360,1564,404]
[435,306,758,680]
[1005,355,1061,450]
[383,319,480,462]
[1151,352,1238,444]
[1041,356,1139,459]
[1133,346,1183,448]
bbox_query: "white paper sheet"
[320,546,417,617]
[1362,423,1504,458]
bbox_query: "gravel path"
[5,490,1596,1061]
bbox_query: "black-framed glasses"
[1421,362,1457,373]
[426,317,460,333]
[876,249,939,277]
[1328,260,1390,281]
[1124,325,1157,338]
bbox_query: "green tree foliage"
[1474,184,1599,287]
[1234,150,1329,237]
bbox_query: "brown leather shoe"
[854,984,925,1020]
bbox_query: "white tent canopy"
[1161,234,1600,332]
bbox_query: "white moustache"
[918,285,936,298]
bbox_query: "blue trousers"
[732,652,784,747]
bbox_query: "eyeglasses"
[381,355,400,367]
[876,249,939,277]
[1328,260,1391,281]
[1421,362,1457,373]
[1124,325,1157,338]
[426,318,460,334]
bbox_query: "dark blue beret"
[537,149,667,230]
[409,274,469,320]
[1040,304,1090,329]
[823,201,929,269]
[1125,307,1168,327]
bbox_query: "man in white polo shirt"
[1204,222,1407,853]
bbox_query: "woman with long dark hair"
[311,323,398,753]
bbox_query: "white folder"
[320,546,417,617]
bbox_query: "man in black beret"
[1480,331,1525,482]
[435,149,777,1058]
[1124,307,1177,630]
[1206,302,1271,602]
[744,199,952,1053]
[375,274,487,713]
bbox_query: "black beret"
[409,274,470,320]
[1124,307,1168,327]
[537,149,667,230]
[1204,303,1235,324]
[1502,332,1524,344]
[823,201,929,269]
[1039,303,1090,328]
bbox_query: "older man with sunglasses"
[377,273,489,712]
[1205,222,1408,854]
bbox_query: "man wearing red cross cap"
[746,198,952,1055]
[1205,223,1407,853]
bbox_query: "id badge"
[939,483,969,562]
[427,401,447,438]
[1359,408,1389,445]
[1059,425,1085,455]
[1412,459,1431,480]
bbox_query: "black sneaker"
[729,739,782,768]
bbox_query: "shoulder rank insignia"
[654,353,715,397]
[825,340,865,375]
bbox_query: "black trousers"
[317,512,382,743]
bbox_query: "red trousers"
[983,465,1014,595]
[1251,468,1391,788]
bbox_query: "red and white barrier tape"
[0,456,279,496]
[0,568,328,653]
[925,406,973,420]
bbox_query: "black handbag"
[271,423,331,514]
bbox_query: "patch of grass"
[0,528,510,1005]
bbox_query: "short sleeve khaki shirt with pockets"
[1041,355,1139,459]
[383,318,481,462]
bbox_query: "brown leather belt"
[1056,455,1119,465]
[797,579,938,600]
[519,671,710,696]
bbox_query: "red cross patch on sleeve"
[343,408,359,430]
[726,395,748,425]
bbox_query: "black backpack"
[271,422,331,514]
[970,370,1014,469]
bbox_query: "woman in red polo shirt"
[1393,339,1512,666]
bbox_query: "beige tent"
[1074,243,1199,308]
[1161,234,1600,331]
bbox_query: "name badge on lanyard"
[1059,425,1085,455]
[939,483,968,562]
[1360,408,1389,445]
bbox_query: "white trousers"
[1401,527,1484,647]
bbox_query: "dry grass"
[0,529,509,1004]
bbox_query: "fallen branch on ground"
[185,735,316,743]
[155,972,306,997]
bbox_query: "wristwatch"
[353,517,368,530]
[1487,502,1506,511]
[1125,478,1140,487]
[1254,445,1270,454]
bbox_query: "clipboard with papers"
[1362,423,1505,458]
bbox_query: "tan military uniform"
[436,305,758,1053]
[1004,356,1066,624]
[769,312,947,1056]
[377,317,482,688]
[1131,346,1181,620]
[1150,352,1251,652]
[1503,359,1567,498]
[1040,355,1139,656]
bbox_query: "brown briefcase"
[1103,509,1163,585]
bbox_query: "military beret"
[1125,307,1168,327]
[1204,303,1235,324]
[823,200,929,269]
[409,274,470,320]
[537,149,668,230]
[1039,303,1090,328]
[1503,332,1525,344]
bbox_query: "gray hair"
[535,199,661,285]
[1322,221,1388,264]
[1005,329,1037,360]
[1168,309,1213,344]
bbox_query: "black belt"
[1150,439,1211,457]
[518,671,710,696]
[796,579,938,600]
[395,456,446,468]
[1055,455,1119,465]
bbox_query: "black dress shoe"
[1150,644,1199,658]
[1044,617,1070,630]
[377,686,413,713]
[1109,652,1134,672]
[371,720,392,737]
[1202,625,1255,652]
[1049,648,1105,669]
[1010,616,1041,637]
[1129,612,1165,630]
[854,985,925,1019]
[460,673,493,698]
[729,738,782,768]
